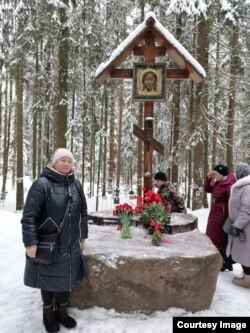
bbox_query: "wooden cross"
[95,13,205,191]
[132,31,165,190]
[133,118,164,189]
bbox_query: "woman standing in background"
[228,162,250,288]
[203,164,236,271]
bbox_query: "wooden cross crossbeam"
[133,124,164,155]
[109,68,189,80]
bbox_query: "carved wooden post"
[143,102,153,189]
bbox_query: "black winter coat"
[21,166,88,292]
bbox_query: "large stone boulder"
[70,222,222,313]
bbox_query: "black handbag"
[27,201,70,265]
[77,252,89,282]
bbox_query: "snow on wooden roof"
[95,11,205,84]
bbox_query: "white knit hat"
[51,148,73,165]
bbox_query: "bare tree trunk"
[171,16,182,184]
[37,107,43,175]
[116,82,123,188]
[70,46,77,152]
[53,0,69,149]
[81,45,87,187]
[81,121,86,187]
[81,113,87,189]
[96,99,104,211]
[201,20,210,208]
[1,75,12,199]
[203,96,209,207]
[15,19,24,210]
[32,41,40,180]
[212,9,221,167]
[226,26,239,171]
[171,81,180,184]
[108,95,115,193]
[32,108,38,178]
[43,43,53,165]
[11,81,16,189]
[139,0,145,20]
[89,97,96,197]
[192,18,208,210]
[102,87,108,197]
[187,82,194,209]
[70,87,75,152]
[44,114,50,165]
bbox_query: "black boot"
[220,262,226,272]
[224,254,234,271]
[55,303,77,329]
[219,248,234,271]
[219,249,225,271]
[43,304,60,333]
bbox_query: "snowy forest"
[0,0,249,211]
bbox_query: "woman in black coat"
[21,148,88,333]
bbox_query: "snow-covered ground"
[0,178,249,333]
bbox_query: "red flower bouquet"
[113,203,134,239]
[135,189,171,246]
[113,203,134,217]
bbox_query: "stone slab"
[70,224,222,313]
[87,210,197,234]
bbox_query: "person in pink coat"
[203,164,236,271]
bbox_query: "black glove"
[231,227,240,237]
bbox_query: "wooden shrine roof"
[95,12,205,85]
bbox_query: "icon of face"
[142,71,157,91]
[144,73,155,89]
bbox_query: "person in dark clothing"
[21,148,88,333]
[154,171,186,213]
[203,164,236,271]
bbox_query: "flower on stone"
[134,189,171,246]
[113,203,134,217]
[134,189,163,212]
[141,202,170,232]
[113,203,134,238]
[144,189,162,204]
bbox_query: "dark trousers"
[41,290,69,306]
[219,248,234,271]
[242,265,250,275]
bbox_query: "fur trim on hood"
[231,174,250,189]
